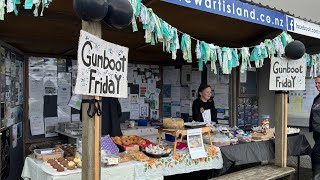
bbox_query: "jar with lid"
[260,115,270,133]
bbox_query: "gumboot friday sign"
[269,57,306,91]
[75,30,128,98]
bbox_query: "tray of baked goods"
[111,135,156,151]
[142,144,172,158]
[41,155,82,176]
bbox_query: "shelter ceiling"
[0,0,319,63]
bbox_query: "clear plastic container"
[212,133,230,147]
[34,148,64,161]
[236,134,252,143]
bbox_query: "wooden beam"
[133,44,151,51]
[145,0,159,6]
[62,48,77,56]
[0,40,25,54]
[81,21,101,180]
[247,29,282,47]
[275,92,288,168]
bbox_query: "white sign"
[287,15,320,39]
[187,128,207,159]
[75,30,129,98]
[269,57,306,91]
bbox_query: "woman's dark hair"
[197,84,211,98]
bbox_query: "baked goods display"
[145,145,171,155]
[111,135,155,149]
[143,145,172,158]
[130,151,150,162]
[42,150,82,173]
[119,153,134,163]
[44,157,82,172]
[163,118,185,130]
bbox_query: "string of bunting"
[129,0,320,77]
[0,0,53,20]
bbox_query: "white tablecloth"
[21,157,154,180]
[21,146,223,180]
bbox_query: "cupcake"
[67,161,76,170]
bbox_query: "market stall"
[21,134,223,180]
[1,0,320,179]
[20,131,311,180]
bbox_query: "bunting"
[129,1,319,76]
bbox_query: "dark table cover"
[165,134,311,179]
[215,134,311,176]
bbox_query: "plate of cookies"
[41,157,82,176]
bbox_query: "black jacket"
[101,97,123,137]
[310,94,320,132]
[192,97,217,123]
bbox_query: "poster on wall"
[29,57,45,135]
[139,83,147,98]
[0,75,4,101]
[5,52,10,76]
[75,30,129,98]
[10,53,16,78]
[139,103,149,117]
[130,103,140,119]
[181,65,192,84]
[0,47,5,75]
[151,110,159,120]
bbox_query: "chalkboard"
[239,70,257,96]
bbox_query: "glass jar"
[260,115,270,132]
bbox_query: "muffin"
[67,161,76,170]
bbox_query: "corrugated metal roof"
[241,0,320,25]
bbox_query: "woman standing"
[192,84,217,124]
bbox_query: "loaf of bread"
[163,118,184,130]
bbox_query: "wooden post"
[275,91,288,168]
[81,21,102,180]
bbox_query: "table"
[214,134,311,176]
[21,146,223,180]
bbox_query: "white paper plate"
[41,161,82,176]
[184,122,207,127]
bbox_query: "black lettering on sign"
[273,61,303,74]
[88,72,122,94]
[275,76,297,88]
[81,41,92,67]
[81,42,127,73]
[89,69,96,93]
